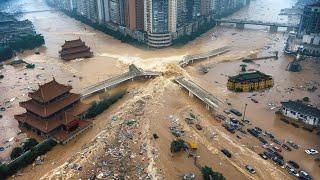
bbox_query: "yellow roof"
[188,142,198,149]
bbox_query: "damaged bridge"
[81,64,161,98]
[179,46,230,67]
[175,77,222,111]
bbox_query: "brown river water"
[0,0,319,179]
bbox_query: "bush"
[201,166,225,180]
[0,46,13,62]
[0,138,57,179]
[85,91,126,118]
[22,138,39,152]
[302,97,309,102]
[170,139,185,153]
[9,34,45,52]
[10,147,23,160]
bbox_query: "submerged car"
[221,149,232,158]
[230,108,242,116]
[245,165,256,174]
[299,170,312,180]
[259,153,268,160]
[305,149,319,155]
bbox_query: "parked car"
[215,114,226,122]
[223,109,231,115]
[226,126,236,134]
[247,128,260,137]
[263,151,273,159]
[273,151,284,160]
[251,98,258,103]
[245,165,256,174]
[258,137,268,145]
[221,149,232,158]
[299,170,312,180]
[195,124,203,130]
[287,140,299,149]
[183,172,195,180]
[272,145,282,153]
[287,160,300,169]
[271,138,281,145]
[254,127,262,132]
[229,108,242,117]
[272,157,285,166]
[282,144,292,151]
[305,149,319,155]
[285,165,299,177]
[265,131,275,139]
[259,153,268,160]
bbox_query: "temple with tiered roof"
[59,38,93,61]
[15,78,92,144]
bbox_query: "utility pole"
[242,103,247,121]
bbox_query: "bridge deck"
[175,77,222,110]
[217,19,299,28]
[180,46,230,67]
[81,64,161,97]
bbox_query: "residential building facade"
[46,0,248,48]
[281,100,320,127]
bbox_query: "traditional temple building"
[14,78,92,144]
[227,71,273,92]
[59,38,93,61]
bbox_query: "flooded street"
[0,0,319,179]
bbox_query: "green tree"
[170,139,185,153]
[303,97,309,102]
[201,166,225,180]
[0,46,13,62]
[85,91,126,118]
[10,147,23,160]
[240,64,247,72]
[22,138,39,152]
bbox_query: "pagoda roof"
[59,46,91,56]
[15,113,63,133]
[61,51,93,61]
[228,71,272,83]
[21,93,81,118]
[29,78,72,103]
[61,38,86,49]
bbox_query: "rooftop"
[29,78,72,103]
[61,38,86,49]
[21,93,81,118]
[229,71,272,82]
[281,100,320,118]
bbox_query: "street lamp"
[242,103,248,121]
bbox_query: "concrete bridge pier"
[189,91,194,98]
[236,23,245,30]
[205,104,210,110]
[269,25,278,33]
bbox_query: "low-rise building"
[59,38,93,61]
[227,71,273,92]
[14,78,92,144]
[280,100,320,127]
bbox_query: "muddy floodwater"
[0,0,319,179]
